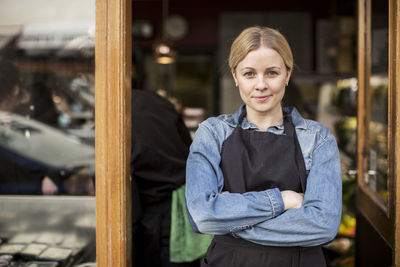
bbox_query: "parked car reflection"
[0,112,95,195]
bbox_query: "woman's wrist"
[281,190,304,210]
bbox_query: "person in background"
[131,88,200,267]
[185,26,342,267]
[0,58,60,195]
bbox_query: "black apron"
[201,108,326,267]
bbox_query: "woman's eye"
[243,72,254,77]
[267,71,278,76]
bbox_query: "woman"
[185,26,342,267]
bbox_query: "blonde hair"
[229,26,293,73]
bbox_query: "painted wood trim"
[95,0,132,266]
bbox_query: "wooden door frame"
[95,0,132,266]
[356,0,392,246]
[357,0,400,264]
[393,0,400,264]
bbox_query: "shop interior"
[0,0,390,266]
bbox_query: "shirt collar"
[283,106,308,130]
[223,105,308,130]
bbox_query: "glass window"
[0,0,96,265]
[0,1,95,196]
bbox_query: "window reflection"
[365,0,389,202]
[0,7,95,197]
[367,75,388,202]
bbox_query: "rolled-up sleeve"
[185,121,285,235]
[232,136,342,247]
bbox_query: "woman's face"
[232,46,291,118]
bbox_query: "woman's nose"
[255,76,268,90]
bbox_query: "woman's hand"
[220,190,303,210]
[41,176,58,195]
[281,190,304,210]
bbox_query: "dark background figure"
[28,73,59,126]
[14,72,60,127]
[131,89,199,267]
[0,58,27,112]
[0,58,63,195]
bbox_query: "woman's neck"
[245,106,283,131]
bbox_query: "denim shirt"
[185,105,342,247]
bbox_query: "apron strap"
[283,113,293,136]
[238,107,247,126]
[295,130,307,192]
[284,112,307,192]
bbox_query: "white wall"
[0,0,95,25]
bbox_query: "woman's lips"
[253,95,271,102]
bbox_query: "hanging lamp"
[154,0,176,64]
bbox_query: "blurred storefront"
[0,0,399,266]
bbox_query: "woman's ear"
[285,69,292,85]
[231,69,238,87]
